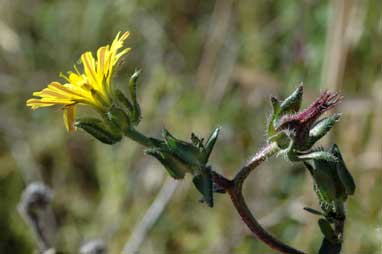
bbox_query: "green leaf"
[314,184,335,213]
[298,150,338,162]
[307,114,340,148]
[145,148,189,179]
[303,207,324,216]
[75,118,122,145]
[303,161,314,175]
[201,127,220,164]
[271,96,281,114]
[331,144,356,195]
[192,166,213,207]
[267,96,281,137]
[313,164,338,201]
[279,85,303,115]
[267,85,303,138]
[129,70,142,125]
[319,237,342,254]
[305,162,336,208]
[318,219,337,243]
[162,129,201,167]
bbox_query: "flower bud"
[274,89,342,151]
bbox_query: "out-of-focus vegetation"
[0,0,381,253]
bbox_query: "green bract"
[267,85,303,138]
[75,117,122,145]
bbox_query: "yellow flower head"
[26,31,130,131]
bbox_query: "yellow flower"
[26,31,131,131]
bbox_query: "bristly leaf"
[330,144,356,195]
[313,150,348,201]
[312,163,338,201]
[297,150,338,162]
[306,114,341,149]
[279,84,304,115]
[267,85,303,138]
[75,118,122,145]
[271,96,281,115]
[192,166,213,207]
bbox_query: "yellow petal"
[33,89,71,100]
[97,46,107,77]
[63,106,76,132]
[26,99,56,109]
[81,52,101,91]
[48,82,84,98]
[26,31,131,124]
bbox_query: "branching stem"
[212,142,305,254]
[123,129,305,254]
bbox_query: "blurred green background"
[0,0,381,253]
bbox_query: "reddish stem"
[212,143,305,254]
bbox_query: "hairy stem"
[212,143,305,254]
[123,128,305,254]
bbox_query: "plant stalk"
[212,142,305,254]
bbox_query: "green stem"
[124,128,153,147]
